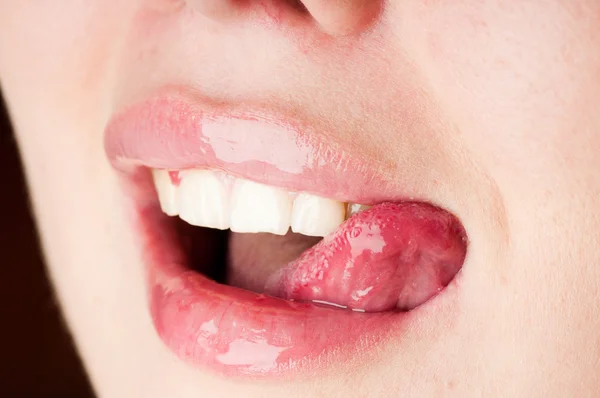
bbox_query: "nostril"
[287,0,309,14]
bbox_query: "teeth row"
[152,169,370,237]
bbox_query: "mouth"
[104,89,468,378]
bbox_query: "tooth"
[230,179,292,235]
[291,193,346,237]
[346,203,372,218]
[178,169,230,230]
[152,169,179,216]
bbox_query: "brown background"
[0,95,94,397]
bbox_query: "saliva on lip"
[309,299,367,312]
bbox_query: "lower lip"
[137,200,460,379]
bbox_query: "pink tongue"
[264,202,467,312]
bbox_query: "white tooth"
[291,193,346,237]
[178,169,230,230]
[229,179,292,235]
[152,169,179,216]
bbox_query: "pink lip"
[105,91,399,204]
[105,89,467,378]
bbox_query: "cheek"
[0,1,135,116]
[402,0,600,190]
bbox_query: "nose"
[185,0,383,36]
[300,0,382,36]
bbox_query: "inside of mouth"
[175,219,230,283]
[176,218,321,290]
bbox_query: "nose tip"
[300,0,382,36]
[185,0,382,36]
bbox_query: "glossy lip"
[105,89,463,378]
[105,89,400,204]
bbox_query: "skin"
[1,0,600,396]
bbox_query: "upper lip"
[105,87,403,204]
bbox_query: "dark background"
[0,95,94,397]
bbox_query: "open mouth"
[105,89,468,378]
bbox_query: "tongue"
[228,202,467,312]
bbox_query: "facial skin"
[1,0,600,396]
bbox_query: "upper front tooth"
[153,167,357,237]
[291,193,346,237]
[230,179,292,236]
[152,169,179,216]
[178,169,230,230]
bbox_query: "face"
[2,0,600,396]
